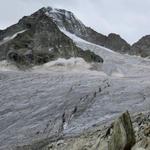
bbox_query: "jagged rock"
[108,111,136,150]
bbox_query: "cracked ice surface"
[0,37,150,149]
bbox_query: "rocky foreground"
[15,111,150,150]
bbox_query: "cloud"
[0,0,150,44]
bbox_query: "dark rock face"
[84,27,107,46]
[0,8,103,67]
[131,35,150,57]
[105,33,131,53]
[108,111,136,150]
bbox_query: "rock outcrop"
[108,111,136,150]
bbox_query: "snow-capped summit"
[44,7,87,37]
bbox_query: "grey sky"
[0,0,150,44]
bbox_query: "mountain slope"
[0,8,103,67]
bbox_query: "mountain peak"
[43,6,87,37]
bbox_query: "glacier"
[0,33,150,149]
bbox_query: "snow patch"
[0,30,27,45]
[49,47,54,52]
[3,30,26,41]
[60,29,116,54]
[60,29,88,43]
[63,122,68,130]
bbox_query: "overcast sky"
[0,0,150,44]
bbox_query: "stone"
[108,111,136,150]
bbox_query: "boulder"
[108,111,136,150]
